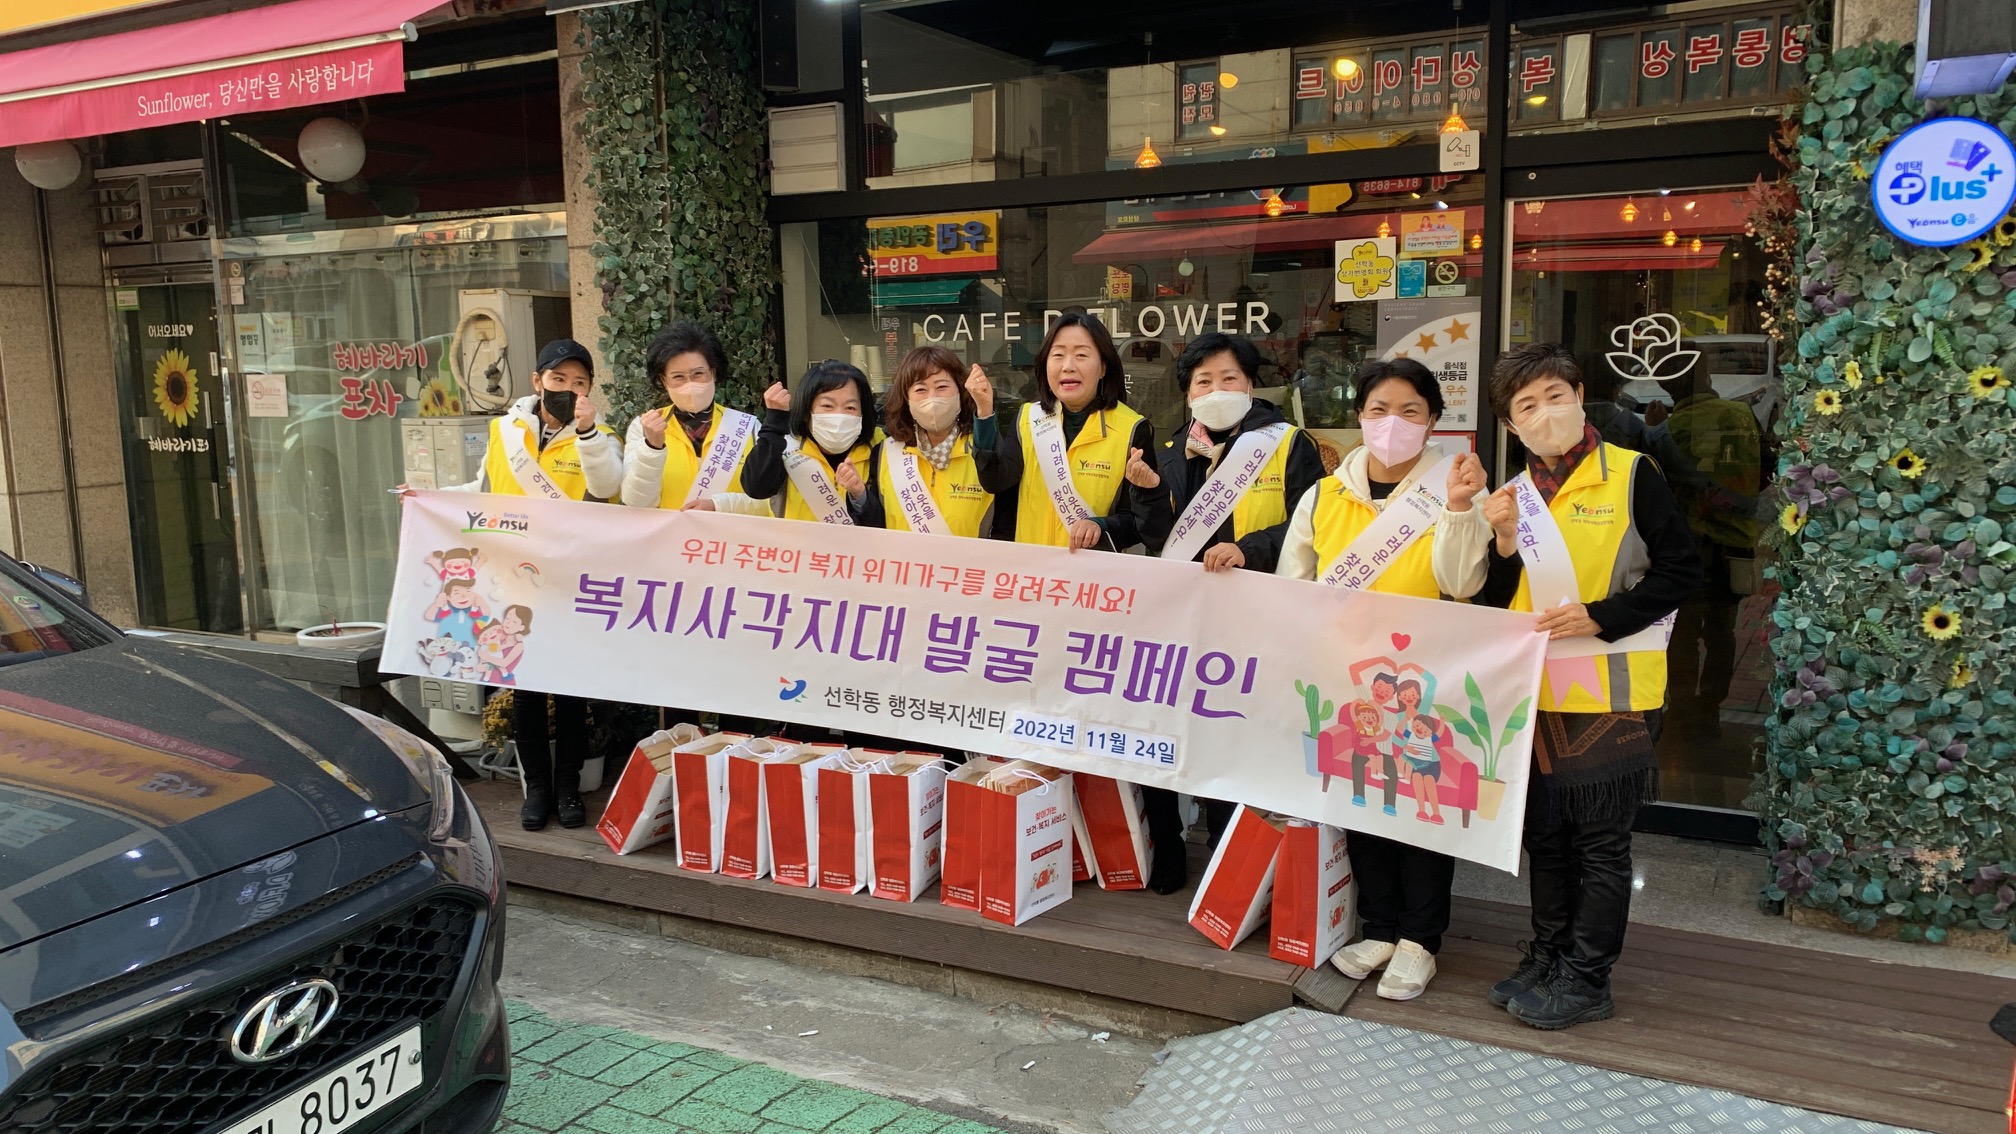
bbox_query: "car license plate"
[222,1026,424,1134]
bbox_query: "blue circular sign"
[1872,116,2016,247]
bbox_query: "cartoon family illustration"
[418,547,532,685]
[1299,656,1478,827]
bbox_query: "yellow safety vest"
[1013,402,1143,548]
[1309,480,1442,599]
[1507,443,1668,713]
[651,405,751,508]
[1160,426,1300,543]
[480,415,618,502]
[877,433,993,538]
[781,431,881,522]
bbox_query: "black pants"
[1522,775,1638,988]
[513,691,589,792]
[1351,832,1457,954]
[662,706,774,739]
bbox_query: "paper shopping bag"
[978,762,1075,926]
[763,745,846,888]
[1269,820,1356,967]
[867,754,950,902]
[1070,827,1095,883]
[719,737,801,880]
[1187,804,1285,950]
[1072,774,1151,890]
[816,751,882,893]
[595,724,708,855]
[940,756,1009,911]
[671,730,754,873]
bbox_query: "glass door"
[1503,187,1778,827]
[110,283,244,631]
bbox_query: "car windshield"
[0,566,115,666]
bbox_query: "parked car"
[0,555,508,1134]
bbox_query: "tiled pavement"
[498,1001,1015,1134]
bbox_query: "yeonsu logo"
[462,510,531,537]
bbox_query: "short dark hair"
[789,359,876,446]
[1176,333,1262,391]
[1034,312,1127,413]
[1489,342,1581,419]
[1353,357,1445,419]
[883,346,975,446]
[645,321,728,396]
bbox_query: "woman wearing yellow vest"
[1133,332,1324,893]
[989,312,1170,551]
[441,338,621,834]
[718,360,884,524]
[1275,357,1489,1003]
[621,321,757,510]
[873,345,1015,537]
[1477,342,1701,1031]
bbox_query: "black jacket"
[988,404,1172,552]
[740,407,883,525]
[1151,399,1326,573]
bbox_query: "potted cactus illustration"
[1433,673,1531,821]
[1293,679,1334,777]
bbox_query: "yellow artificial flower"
[1921,605,1960,641]
[420,384,450,416]
[1951,659,1974,688]
[1779,503,1806,534]
[1964,239,1995,271]
[1814,389,1843,415]
[151,349,200,427]
[1891,448,1927,478]
[1842,359,1863,389]
[1997,217,2016,247]
[1969,365,2008,398]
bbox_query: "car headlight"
[336,704,459,841]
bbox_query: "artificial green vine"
[577,0,777,426]
[1759,36,2016,943]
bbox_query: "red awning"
[0,0,444,147]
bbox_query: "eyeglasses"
[662,369,713,388]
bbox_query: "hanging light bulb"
[1134,135,1161,169]
[1440,110,1468,133]
[1333,57,1360,80]
[1177,255,1195,277]
[1218,71,1239,89]
[1662,229,1678,247]
[1265,192,1285,217]
[1690,236,1703,253]
[1469,232,1483,250]
[1376,219,1392,238]
[1620,199,1639,223]
[1209,125,1228,136]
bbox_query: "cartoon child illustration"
[475,604,531,685]
[1395,679,1456,825]
[1348,658,1408,816]
[426,577,488,648]
[425,546,485,583]
[1344,699,1393,810]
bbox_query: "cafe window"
[1505,188,1777,811]
[781,175,1487,468]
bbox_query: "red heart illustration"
[1391,633,1411,651]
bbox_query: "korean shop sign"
[867,212,1000,278]
[1872,117,2016,247]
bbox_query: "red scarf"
[1525,424,1602,503]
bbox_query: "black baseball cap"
[536,338,594,377]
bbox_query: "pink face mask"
[1362,414,1429,467]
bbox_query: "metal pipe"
[33,187,87,581]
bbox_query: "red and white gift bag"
[1071,773,1151,890]
[816,751,882,893]
[719,737,801,880]
[763,745,846,888]
[595,724,708,855]
[1187,804,1285,950]
[867,754,949,902]
[978,762,1075,927]
[1268,820,1357,967]
[672,731,755,873]
[940,757,1009,911]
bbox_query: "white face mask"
[810,413,861,453]
[1361,414,1429,468]
[1189,389,1252,432]
[1515,402,1588,457]
[669,381,715,414]
[910,395,960,435]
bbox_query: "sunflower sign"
[151,349,200,427]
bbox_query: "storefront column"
[0,172,139,625]
[1834,0,1915,46]
[558,11,609,380]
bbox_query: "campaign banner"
[387,491,1548,871]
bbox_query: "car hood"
[0,638,430,950]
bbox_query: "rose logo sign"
[1604,313,1700,383]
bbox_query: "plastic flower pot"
[295,621,387,648]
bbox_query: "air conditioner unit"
[452,288,568,413]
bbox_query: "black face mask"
[541,388,577,424]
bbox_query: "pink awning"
[0,0,445,147]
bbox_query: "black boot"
[1506,968,1615,1030]
[1142,787,1188,895]
[520,779,554,831]
[513,692,554,831]
[1488,941,1559,1007]
[554,768,586,829]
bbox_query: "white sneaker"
[1329,938,1396,979]
[1376,939,1437,1001]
